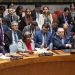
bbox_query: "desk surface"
[0,50,75,75]
[0,50,75,70]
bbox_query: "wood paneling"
[0,52,75,75]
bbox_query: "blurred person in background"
[52,13,58,32]
[32,3,44,29]
[22,21,40,38]
[4,8,19,27]
[16,5,24,19]
[42,6,53,24]
[0,5,5,18]
[70,3,75,36]
[0,17,9,54]
[58,7,73,36]
[31,3,42,21]
[58,7,72,27]
[0,17,9,33]
[42,6,53,32]
[19,8,32,31]
[70,3,75,20]
[4,3,15,17]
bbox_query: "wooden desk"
[0,51,75,75]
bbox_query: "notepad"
[0,55,10,60]
[35,48,49,54]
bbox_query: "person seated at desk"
[52,27,72,50]
[33,23,52,49]
[22,21,40,38]
[0,18,7,54]
[17,31,35,53]
[4,21,22,53]
[0,17,9,54]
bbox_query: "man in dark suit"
[52,27,72,50]
[58,7,72,27]
[31,3,42,21]
[4,8,19,27]
[22,21,40,36]
[0,17,9,54]
[33,23,52,49]
[58,7,73,37]
[4,21,22,53]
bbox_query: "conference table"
[0,50,75,75]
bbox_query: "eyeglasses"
[12,25,18,26]
[26,11,31,12]
[44,9,48,10]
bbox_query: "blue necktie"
[61,39,64,45]
[44,34,47,47]
[10,15,13,22]
[0,25,3,43]
[14,32,18,43]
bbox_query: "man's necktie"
[61,38,64,45]
[14,32,18,43]
[0,25,3,41]
[42,34,47,47]
[10,15,13,22]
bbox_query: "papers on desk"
[0,54,10,60]
[35,48,49,54]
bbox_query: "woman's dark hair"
[16,6,23,16]
[64,7,70,12]
[0,5,5,11]
[42,22,50,28]
[70,3,75,10]
[43,6,50,16]
[31,21,38,26]
[25,8,31,13]
[35,3,41,8]
[7,3,14,9]
[43,6,49,10]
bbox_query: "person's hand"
[28,50,34,54]
[63,23,68,30]
[40,44,44,49]
[65,44,72,48]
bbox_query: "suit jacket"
[31,10,36,21]
[22,25,40,36]
[2,24,9,32]
[58,13,72,27]
[0,24,9,46]
[4,30,22,52]
[52,34,72,50]
[33,30,52,48]
[70,35,75,48]
[4,13,19,27]
[31,10,42,21]
[18,17,26,31]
